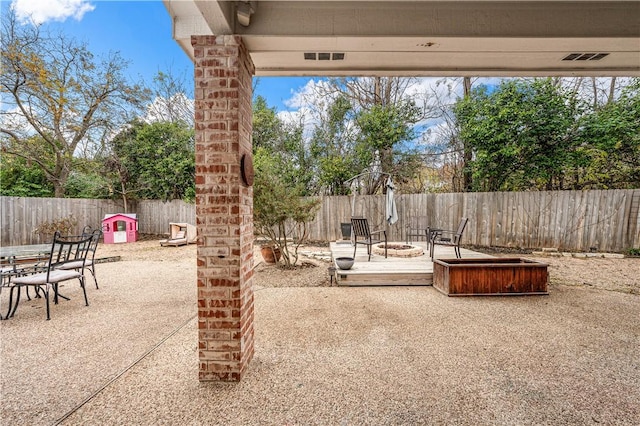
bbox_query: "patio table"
[1,244,52,319]
[0,244,51,260]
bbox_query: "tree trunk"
[607,77,617,105]
[54,185,65,198]
[462,76,474,192]
[121,180,129,213]
[53,166,70,197]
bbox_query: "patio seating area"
[330,240,489,286]
[1,241,639,425]
[1,228,102,320]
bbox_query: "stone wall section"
[192,35,255,381]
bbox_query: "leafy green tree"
[251,95,320,266]
[308,78,428,195]
[106,120,195,208]
[64,164,111,199]
[455,79,582,191]
[281,121,316,196]
[0,154,54,197]
[252,96,313,195]
[252,95,282,150]
[0,12,148,196]
[309,95,358,195]
[576,78,640,188]
[355,101,423,193]
[135,121,195,201]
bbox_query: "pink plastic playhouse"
[102,213,138,244]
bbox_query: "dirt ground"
[98,238,639,294]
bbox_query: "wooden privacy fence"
[307,189,640,252]
[1,189,639,251]
[136,200,196,234]
[1,197,123,246]
[0,197,196,246]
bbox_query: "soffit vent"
[304,52,345,61]
[562,53,609,61]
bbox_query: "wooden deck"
[330,241,490,286]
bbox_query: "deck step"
[330,241,489,287]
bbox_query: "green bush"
[253,148,320,268]
[626,248,640,257]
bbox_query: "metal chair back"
[454,218,469,242]
[47,232,93,283]
[350,217,372,239]
[350,217,387,261]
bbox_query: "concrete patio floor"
[1,251,639,425]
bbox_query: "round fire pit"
[373,243,424,258]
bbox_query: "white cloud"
[11,0,95,25]
[143,93,194,125]
[280,79,335,140]
[0,106,34,136]
[284,79,335,110]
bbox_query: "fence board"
[2,190,639,251]
[136,200,196,235]
[0,197,124,246]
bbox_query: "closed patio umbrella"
[385,177,398,225]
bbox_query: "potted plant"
[260,244,282,264]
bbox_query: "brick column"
[192,35,255,381]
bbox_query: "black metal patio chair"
[351,217,387,261]
[1,253,50,319]
[430,217,469,260]
[7,231,92,320]
[56,226,102,289]
[406,215,430,244]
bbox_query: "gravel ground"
[1,239,638,425]
[97,239,639,294]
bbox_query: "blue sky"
[3,0,494,146]
[2,0,310,111]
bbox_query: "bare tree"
[557,77,630,110]
[0,12,149,196]
[420,76,479,192]
[144,68,194,125]
[303,77,441,194]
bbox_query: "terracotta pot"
[260,245,281,264]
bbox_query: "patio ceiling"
[163,0,640,77]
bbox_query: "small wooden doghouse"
[160,222,197,247]
[102,213,138,244]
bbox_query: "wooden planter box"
[433,258,548,296]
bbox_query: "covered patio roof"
[163,0,640,77]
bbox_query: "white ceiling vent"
[562,53,609,61]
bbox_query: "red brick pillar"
[192,35,255,381]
